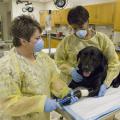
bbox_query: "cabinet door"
[85,3,115,25]
[52,9,70,25]
[114,0,120,31]
[85,5,98,24]
[42,37,60,48]
[40,12,45,27]
[60,9,70,25]
[97,3,115,25]
[39,11,48,27]
[53,10,61,24]
[51,39,60,48]
[42,37,47,48]
[51,10,56,27]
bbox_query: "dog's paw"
[112,83,119,88]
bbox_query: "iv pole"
[45,10,52,56]
[47,31,51,55]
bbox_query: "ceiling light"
[53,0,68,8]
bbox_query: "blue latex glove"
[70,96,79,104]
[71,68,83,82]
[70,89,79,103]
[98,84,107,97]
[58,96,79,106]
[58,89,79,106]
[44,98,58,112]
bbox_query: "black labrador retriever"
[69,46,120,97]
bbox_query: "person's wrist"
[69,88,74,96]
[44,98,57,112]
[104,81,110,88]
[103,84,108,89]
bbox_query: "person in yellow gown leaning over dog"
[55,6,120,97]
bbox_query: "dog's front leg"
[88,79,102,97]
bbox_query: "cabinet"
[85,5,98,24]
[114,0,120,31]
[51,8,70,25]
[60,9,70,25]
[51,39,60,48]
[40,3,115,26]
[39,11,48,27]
[85,3,115,25]
[97,3,115,25]
[42,36,60,48]
[51,10,57,26]
[52,10,61,25]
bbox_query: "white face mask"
[76,30,87,39]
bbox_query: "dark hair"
[67,6,89,26]
[11,15,42,47]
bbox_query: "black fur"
[69,46,120,96]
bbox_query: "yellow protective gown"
[55,32,120,87]
[0,48,70,120]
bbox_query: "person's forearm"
[51,74,70,98]
[104,66,120,87]
[51,86,70,99]
[59,63,74,75]
[0,95,47,117]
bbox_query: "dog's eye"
[90,51,95,56]
[93,59,100,66]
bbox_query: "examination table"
[57,87,120,120]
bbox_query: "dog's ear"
[77,48,86,62]
[77,50,82,62]
[100,52,108,68]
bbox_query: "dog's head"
[77,46,108,77]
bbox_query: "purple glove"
[44,98,58,112]
[98,84,107,97]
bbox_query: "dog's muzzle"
[82,65,93,77]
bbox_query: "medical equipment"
[53,0,68,8]
[57,87,89,106]
[16,0,34,12]
[45,10,52,55]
